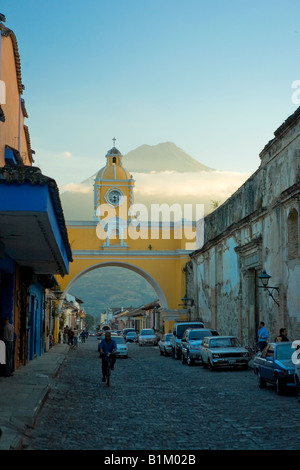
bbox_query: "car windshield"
[113,337,126,344]
[141,330,154,335]
[209,337,241,348]
[276,344,294,360]
[176,324,203,339]
[127,332,136,336]
[165,334,172,341]
[189,330,210,340]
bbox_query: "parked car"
[98,335,128,358]
[181,328,219,366]
[253,342,296,395]
[125,331,138,342]
[158,333,173,356]
[138,328,158,346]
[200,336,250,370]
[170,321,205,360]
[113,336,129,358]
[123,328,136,339]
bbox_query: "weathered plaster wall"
[190,107,300,345]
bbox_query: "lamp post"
[180,295,194,321]
[180,295,194,307]
[258,270,280,307]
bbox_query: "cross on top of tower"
[112,137,116,147]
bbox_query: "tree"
[210,200,220,210]
[85,314,95,330]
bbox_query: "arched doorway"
[58,261,168,311]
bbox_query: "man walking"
[257,321,269,352]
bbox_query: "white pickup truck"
[170,321,204,360]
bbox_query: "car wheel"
[187,353,194,367]
[275,375,284,395]
[182,353,187,364]
[257,370,266,388]
[295,377,300,403]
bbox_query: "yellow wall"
[57,221,193,313]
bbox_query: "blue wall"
[0,255,15,323]
[28,283,45,360]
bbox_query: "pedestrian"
[1,317,15,377]
[257,321,269,352]
[81,330,86,343]
[73,328,79,347]
[68,328,74,347]
[275,328,290,342]
[64,326,69,344]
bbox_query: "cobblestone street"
[25,337,300,450]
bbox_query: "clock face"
[106,188,124,206]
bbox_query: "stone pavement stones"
[25,339,300,450]
[0,343,69,450]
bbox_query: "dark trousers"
[101,354,116,377]
[5,341,14,375]
[258,341,267,352]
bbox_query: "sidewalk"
[0,343,69,450]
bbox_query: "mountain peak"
[123,141,214,173]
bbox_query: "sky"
[2,0,300,188]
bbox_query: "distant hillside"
[69,267,157,319]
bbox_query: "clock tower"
[94,142,135,246]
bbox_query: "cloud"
[60,170,250,212]
[61,183,92,194]
[133,170,250,202]
[62,151,72,158]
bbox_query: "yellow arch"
[58,261,168,310]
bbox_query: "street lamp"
[52,290,64,301]
[180,295,194,307]
[258,270,280,307]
